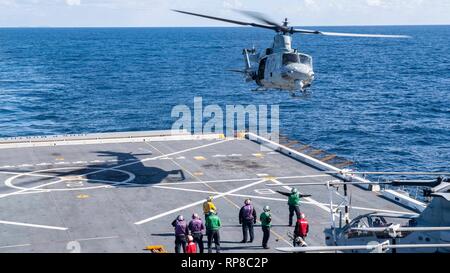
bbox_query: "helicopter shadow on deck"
[4,150,187,189]
[81,151,186,187]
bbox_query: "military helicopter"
[267,171,450,253]
[172,9,410,94]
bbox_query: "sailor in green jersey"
[259,206,272,249]
[276,188,311,226]
[205,210,221,253]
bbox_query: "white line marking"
[2,167,136,195]
[1,165,14,168]
[257,173,269,177]
[0,170,56,178]
[228,154,242,157]
[212,154,227,158]
[254,189,276,195]
[153,185,416,215]
[74,236,119,242]
[0,243,31,249]
[158,174,329,186]
[176,156,185,160]
[135,178,266,225]
[18,164,33,168]
[72,161,87,164]
[55,162,67,165]
[36,163,51,166]
[0,220,68,231]
[83,139,231,179]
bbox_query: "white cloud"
[222,0,243,9]
[366,0,383,7]
[65,0,80,6]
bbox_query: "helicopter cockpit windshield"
[282,53,300,65]
[299,54,312,67]
[282,53,312,67]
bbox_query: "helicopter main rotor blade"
[172,9,276,31]
[292,28,411,38]
[233,9,285,30]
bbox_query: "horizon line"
[0,23,449,29]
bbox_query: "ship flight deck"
[0,131,416,252]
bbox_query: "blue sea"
[0,26,449,178]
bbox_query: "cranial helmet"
[177,215,184,221]
[291,188,298,194]
[245,199,251,205]
[263,205,270,212]
[207,196,213,202]
[187,235,194,242]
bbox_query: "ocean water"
[0,26,449,178]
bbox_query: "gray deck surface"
[0,137,414,253]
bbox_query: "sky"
[0,0,450,27]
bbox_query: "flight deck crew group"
[170,190,309,253]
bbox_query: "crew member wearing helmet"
[276,188,303,226]
[293,212,309,247]
[188,213,205,253]
[171,215,189,253]
[185,235,197,254]
[205,209,222,253]
[259,205,272,249]
[203,196,217,219]
[239,198,257,243]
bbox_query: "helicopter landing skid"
[252,87,267,92]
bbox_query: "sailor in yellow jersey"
[203,196,216,219]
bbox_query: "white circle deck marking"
[4,167,135,193]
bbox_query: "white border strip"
[0,131,223,149]
[247,132,376,190]
[0,220,68,231]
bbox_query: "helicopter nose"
[290,68,310,80]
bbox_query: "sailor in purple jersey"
[239,199,257,243]
[188,213,205,253]
[171,215,189,253]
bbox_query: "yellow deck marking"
[76,194,89,199]
[193,171,204,176]
[265,176,276,181]
[61,176,83,181]
[56,157,64,161]
[194,156,206,161]
[252,153,264,158]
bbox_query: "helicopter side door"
[257,57,267,84]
